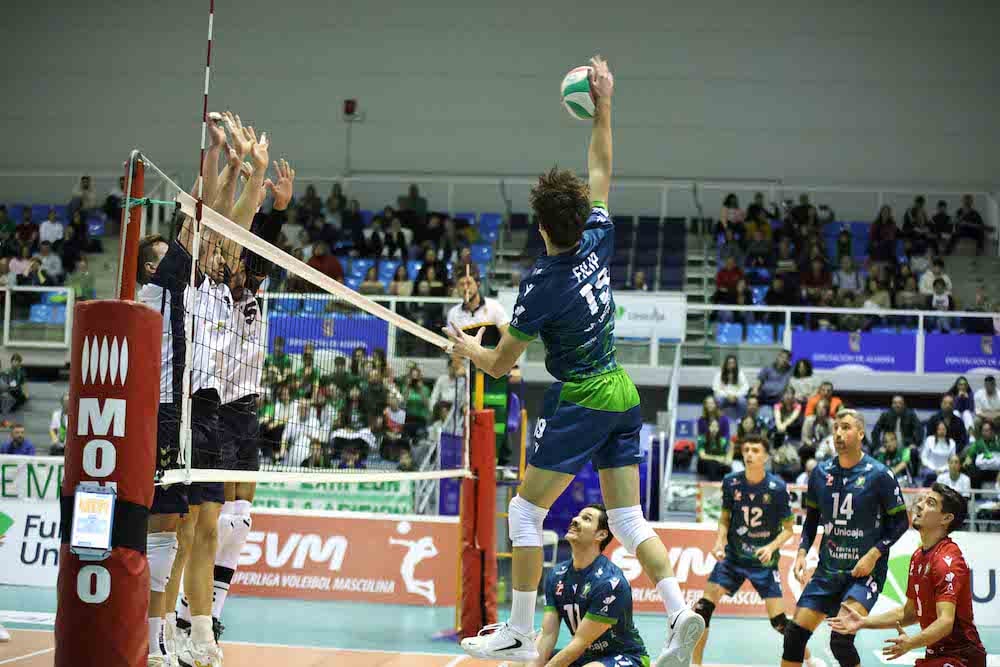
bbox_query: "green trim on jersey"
[544,605,557,613]
[591,200,607,210]
[584,612,617,625]
[804,498,818,509]
[508,324,536,342]
[887,504,908,515]
[559,367,640,413]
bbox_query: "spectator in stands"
[359,266,385,295]
[744,395,773,434]
[280,400,325,466]
[773,386,804,445]
[837,291,864,332]
[788,359,819,402]
[416,246,447,284]
[71,175,99,215]
[930,200,953,251]
[712,355,749,419]
[6,355,28,413]
[713,256,744,314]
[805,381,842,417]
[872,395,923,451]
[868,205,898,264]
[789,193,816,230]
[423,265,447,297]
[800,258,832,304]
[893,263,914,293]
[296,184,323,225]
[698,395,731,440]
[35,242,63,283]
[438,217,468,264]
[771,431,802,483]
[862,277,892,317]
[965,286,995,334]
[918,258,952,295]
[696,418,732,481]
[801,397,833,459]
[949,194,988,255]
[974,376,1000,432]
[926,278,957,332]
[717,228,744,267]
[0,424,35,455]
[624,270,649,291]
[306,242,344,283]
[15,208,38,251]
[874,431,914,486]
[833,256,863,293]
[949,376,976,431]
[49,392,69,455]
[39,209,63,246]
[65,257,95,300]
[938,454,972,497]
[387,264,414,297]
[384,217,409,259]
[894,274,924,312]
[901,195,934,255]
[55,224,84,274]
[795,457,817,486]
[104,176,126,223]
[926,393,969,453]
[326,183,347,217]
[397,184,428,221]
[920,420,957,486]
[716,193,745,240]
[400,364,431,439]
[773,239,798,284]
[963,420,999,488]
[430,356,469,437]
[744,205,773,242]
[752,349,792,409]
[21,257,52,287]
[744,228,774,273]
[263,336,293,389]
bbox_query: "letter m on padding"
[77,398,126,437]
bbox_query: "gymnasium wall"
[4,1,998,206]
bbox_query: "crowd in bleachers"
[689,349,1000,525]
[711,192,998,343]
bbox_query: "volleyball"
[560,66,595,120]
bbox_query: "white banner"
[0,501,61,587]
[497,289,686,343]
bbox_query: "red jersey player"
[829,482,986,667]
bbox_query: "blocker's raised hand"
[223,111,254,159]
[265,158,295,211]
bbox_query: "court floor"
[1,586,997,666]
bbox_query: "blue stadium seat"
[406,260,422,281]
[477,263,488,279]
[29,304,52,324]
[302,298,327,314]
[49,304,66,325]
[872,326,897,335]
[479,213,502,232]
[345,275,363,291]
[360,210,375,226]
[470,243,493,263]
[777,324,786,342]
[849,221,869,239]
[270,297,301,313]
[445,262,454,279]
[715,322,744,345]
[453,212,477,226]
[378,259,401,283]
[478,227,499,244]
[31,204,51,222]
[746,323,774,345]
[7,204,25,222]
[87,218,106,237]
[349,258,374,278]
[751,286,769,305]
[53,205,68,221]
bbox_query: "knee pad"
[148,532,178,593]
[693,598,715,628]
[606,506,656,554]
[770,613,788,635]
[830,631,859,667]
[781,621,812,664]
[216,511,252,570]
[508,495,548,548]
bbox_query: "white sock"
[191,615,214,645]
[657,577,686,615]
[148,617,164,656]
[233,499,252,516]
[510,589,536,634]
[220,500,236,515]
[177,594,192,625]
[164,612,176,641]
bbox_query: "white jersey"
[190,276,232,399]
[446,296,509,348]
[219,290,265,404]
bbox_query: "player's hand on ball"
[827,603,864,635]
[851,552,877,579]
[588,54,614,100]
[443,325,485,360]
[882,623,915,660]
[754,545,776,565]
[207,112,227,147]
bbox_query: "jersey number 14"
[579,268,611,315]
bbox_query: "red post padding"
[117,158,144,301]
[55,300,162,667]
[459,409,497,639]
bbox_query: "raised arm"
[587,55,614,207]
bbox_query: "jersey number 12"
[579,268,611,315]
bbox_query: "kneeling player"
[692,434,823,667]
[533,504,649,667]
[829,483,986,667]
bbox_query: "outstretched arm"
[587,55,614,207]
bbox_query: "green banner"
[0,456,64,503]
[253,479,415,514]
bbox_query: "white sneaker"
[148,656,179,667]
[804,658,827,667]
[0,623,9,642]
[460,622,538,662]
[654,608,706,667]
[177,639,223,667]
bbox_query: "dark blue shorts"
[220,396,260,471]
[529,383,643,475]
[708,558,783,599]
[570,654,649,667]
[797,564,886,617]
[152,403,186,515]
[187,481,224,506]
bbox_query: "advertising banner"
[0,501,62,587]
[791,331,917,372]
[253,480,414,514]
[923,334,999,374]
[1,455,64,503]
[229,510,458,606]
[266,313,389,356]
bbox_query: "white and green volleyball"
[560,66,594,120]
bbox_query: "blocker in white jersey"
[219,285,265,471]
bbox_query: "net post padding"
[55,301,162,667]
[459,409,497,639]
[116,154,145,301]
